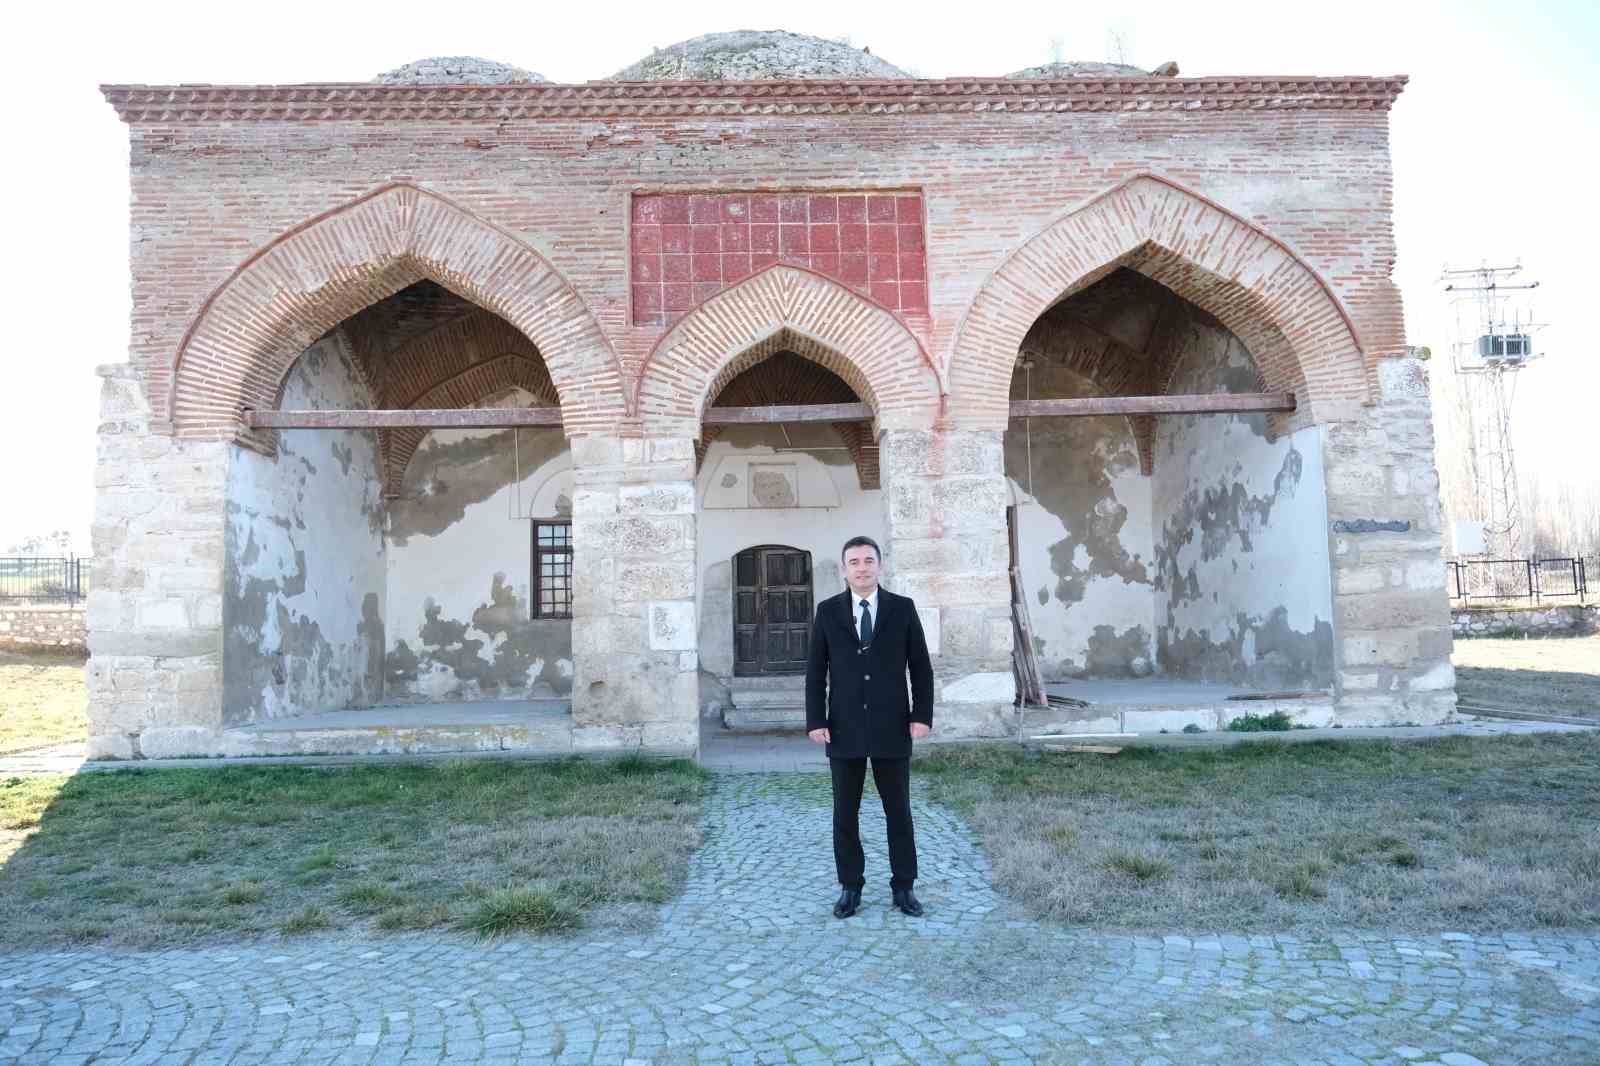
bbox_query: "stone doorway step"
[220,699,576,757]
[722,674,807,732]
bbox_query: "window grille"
[532,520,573,619]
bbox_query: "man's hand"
[807,728,831,744]
[910,723,931,740]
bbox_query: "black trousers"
[829,755,917,892]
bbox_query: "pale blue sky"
[2,0,1594,554]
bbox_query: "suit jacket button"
[864,674,871,680]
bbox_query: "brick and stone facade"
[89,51,1455,758]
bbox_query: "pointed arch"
[949,173,1373,434]
[169,183,625,446]
[635,264,942,438]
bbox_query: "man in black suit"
[806,535,934,919]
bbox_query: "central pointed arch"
[169,183,626,446]
[635,265,943,438]
[948,173,1373,433]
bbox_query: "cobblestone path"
[2,773,1597,1064]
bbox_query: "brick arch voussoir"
[383,355,561,496]
[950,173,1372,433]
[636,265,942,439]
[169,183,625,451]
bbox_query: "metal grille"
[532,521,573,619]
[1447,557,1588,605]
[0,557,91,602]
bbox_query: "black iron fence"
[0,557,93,603]
[1447,556,1589,605]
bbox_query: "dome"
[1006,61,1161,79]
[374,57,547,85]
[610,30,910,81]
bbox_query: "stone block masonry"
[1453,604,1597,638]
[0,603,87,652]
[1323,358,1457,725]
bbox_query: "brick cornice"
[100,76,1407,123]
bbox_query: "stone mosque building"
[88,31,1456,759]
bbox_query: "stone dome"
[610,30,910,81]
[1006,61,1157,79]
[375,57,547,85]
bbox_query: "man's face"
[843,545,880,597]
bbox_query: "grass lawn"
[1453,632,1600,718]
[0,649,88,754]
[920,733,1600,935]
[0,756,707,947]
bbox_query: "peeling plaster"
[1152,329,1334,688]
[1004,367,1153,678]
[223,335,386,723]
[383,576,573,700]
[385,411,574,703]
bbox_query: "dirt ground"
[1453,632,1600,718]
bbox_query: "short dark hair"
[841,535,881,561]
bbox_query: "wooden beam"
[245,408,564,429]
[246,391,1294,431]
[703,402,873,424]
[1008,392,1294,417]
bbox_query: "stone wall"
[1323,358,1456,724]
[880,429,1015,738]
[223,335,387,724]
[1452,604,1597,638]
[568,436,700,755]
[385,410,575,703]
[0,603,87,652]
[86,364,228,760]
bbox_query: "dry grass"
[920,733,1600,935]
[0,649,88,754]
[0,756,707,947]
[1453,632,1600,718]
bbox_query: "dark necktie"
[859,599,873,645]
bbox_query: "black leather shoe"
[892,889,925,917]
[832,888,861,919]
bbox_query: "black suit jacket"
[805,587,934,759]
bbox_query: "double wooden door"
[733,546,813,676]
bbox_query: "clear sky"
[2,0,1595,555]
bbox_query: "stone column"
[86,364,228,758]
[1322,357,1456,724]
[568,435,700,756]
[879,429,1016,738]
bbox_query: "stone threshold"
[1028,679,1335,735]
[218,699,587,758]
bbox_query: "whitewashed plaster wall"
[1152,334,1335,687]
[384,399,575,702]
[222,335,387,723]
[1004,369,1157,680]
[695,424,884,680]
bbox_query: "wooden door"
[733,546,813,676]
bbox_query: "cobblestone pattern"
[2,774,1596,1064]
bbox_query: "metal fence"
[1446,556,1589,605]
[0,557,93,602]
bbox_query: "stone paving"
[3,773,1599,1064]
